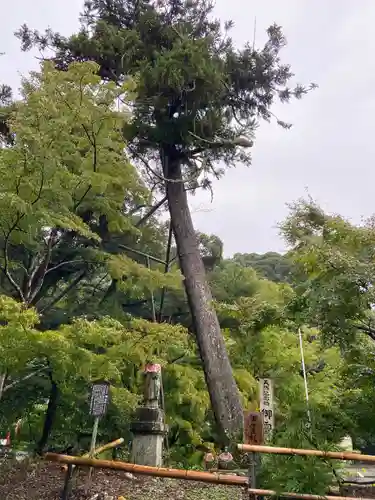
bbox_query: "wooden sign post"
[88,381,110,481]
[259,378,274,442]
[244,411,263,498]
[244,411,263,446]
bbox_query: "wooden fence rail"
[45,453,248,486]
[245,488,373,500]
[45,452,375,500]
[237,444,371,463]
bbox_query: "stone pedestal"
[130,407,167,467]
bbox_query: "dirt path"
[3,460,375,500]
[0,461,245,500]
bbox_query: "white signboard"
[260,378,274,442]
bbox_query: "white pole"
[298,328,312,428]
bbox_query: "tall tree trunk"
[36,376,59,454]
[162,148,243,442]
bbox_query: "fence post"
[248,452,258,500]
[61,463,74,500]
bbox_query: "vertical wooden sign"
[244,411,263,445]
[259,378,274,442]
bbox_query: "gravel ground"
[2,460,375,500]
[0,461,245,500]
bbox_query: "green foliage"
[109,253,182,296]
[0,293,197,450]
[17,0,315,190]
[0,60,189,455]
[14,0,318,444]
[0,4,369,496]
[0,53,13,145]
[0,295,40,372]
[280,199,375,450]
[214,269,352,493]
[0,60,183,321]
[281,198,375,346]
[232,252,293,283]
[3,60,142,243]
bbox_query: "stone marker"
[130,363,167,467]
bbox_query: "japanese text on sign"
[259,378,274,442]
[244,411,263,445]
[90,382,110,417]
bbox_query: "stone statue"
[131,362,166,467]
[143,363,161,408]
[218,447,234,470]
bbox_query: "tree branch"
[1,215,26,302]
[167,353,187,365]
[38,270,87,314]
[135,196,167,227]
[3,367,46,393]
[129,146,201,184]
[27,229,58,304]
[1,157,47,302]
[188,130,253,148]
[44,259,91,276]
[355,323,375,341]
[81,123,98,172]
[74,184,92,211]
[117,244,166,265]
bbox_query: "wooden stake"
[62,438,124,472]
[61,463,74,500]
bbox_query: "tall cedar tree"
[17,0,315,441]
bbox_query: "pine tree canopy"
[16,0,316,192]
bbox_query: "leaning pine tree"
[17,0,315,441]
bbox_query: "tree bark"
[36,376,59,454]
[161,148,243,442]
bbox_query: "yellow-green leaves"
[0,295,40,372]
[0,293,192,397]
[0,60,146,250]
[0,61,166,308]
[108,254,182,296]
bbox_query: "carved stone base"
[130,406,167,467]
[131,433,164,467]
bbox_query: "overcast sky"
[1,1,374,256]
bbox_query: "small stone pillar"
[130,363,167,467]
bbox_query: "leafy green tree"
[0,293,195,454]
[17,0,315,439]
[210,263,351,494]
[232,252,293,283]
[0,60,180,317]
[281,199,375,346]
[0,53,13,145]
[280,199,375,450]
[0,60,184,450]
[198,232,223,270]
